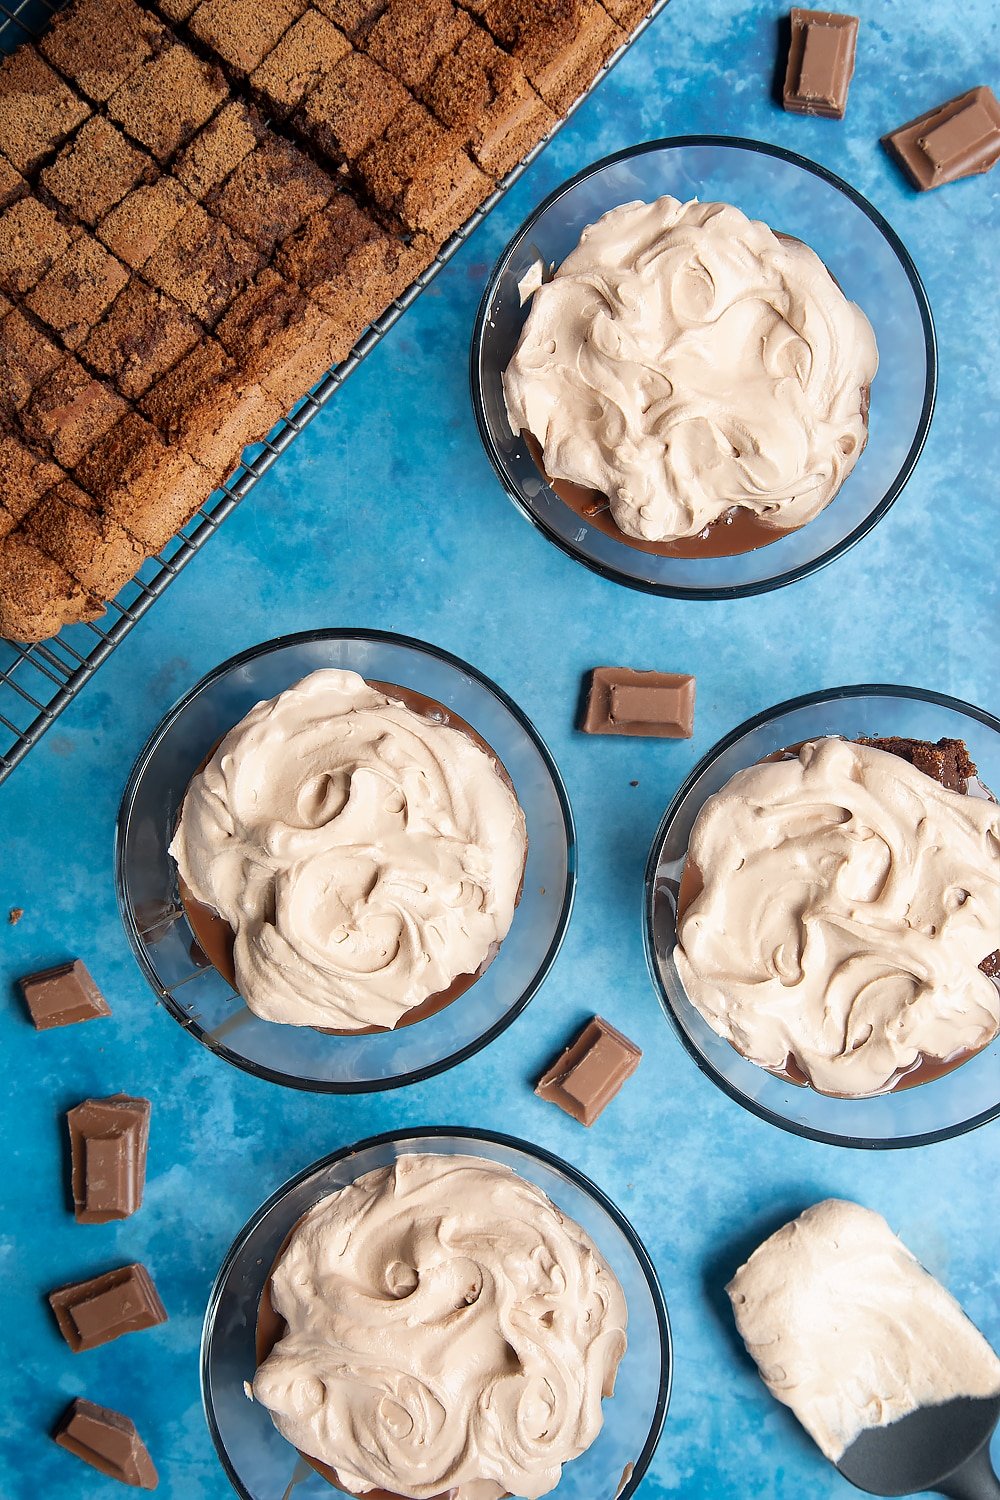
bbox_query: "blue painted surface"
[2,0,998,1494]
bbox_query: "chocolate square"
[783,9,858,120]
[0,534,101,641]
[49,1263,167,1352]
[40,0,170,105]
[139,339,281,474]
[0,431,65,527]
[421,28,555,177]
[311,0,388,39]
[188,0,307,75]
[581,667,696,738]
[358,100,490,236]
[216,269,339,404]
[106,43,228,163]
[26,237,129,349]
[249,12,351,118]
[0,46,91,175]
[67,1094,151,1223]
[53,1398,157,1489]
[18,959,110,1030]
[536,1016,641,1125]
[41,118,155,227]
[883,86,1000,190]
[0,156,27,211]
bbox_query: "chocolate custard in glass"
[169,670,528,1036]
[503,196,878,558]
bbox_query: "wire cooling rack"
[0,0,668,785]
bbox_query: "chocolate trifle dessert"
[503,196,878,556]
[673,735,1000,1097]
[169,668,527,1031]
[252,1152,628,1498]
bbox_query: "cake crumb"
[9,907,24,925]
[629,779,639,787]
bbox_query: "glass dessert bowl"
[116,630,576,1092]
[472,137,936,599]
[202,1128,672,1500]
[644,685,1000,1148]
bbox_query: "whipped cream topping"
[253,1153,628,1499]
[728,1199,1000,1461]
[503,196,878,543]
[674,737,1000,1096]
[169,670,527,1031]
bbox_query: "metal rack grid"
[0,0,668,786]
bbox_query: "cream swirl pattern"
[253,1154,628,1499]
[502,196,878,543]
[169,670,527,1031]
[674,737,1000,1097]
[728,1199,1000,1461]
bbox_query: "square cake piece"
[208,135,335,255]
[311,0,387,39]
[0,430,65,531]
[294,52,409,165]
[422,28,555,176]
[41,118,155,227]
[26,236,129,349]
[172,102,267,201]
[106,43,228,163]
[144,203,261,324]
[357,100,490,236]
[0,533,101,640]
[514,0,623,111]
[249,12,351,119]
[0,46,91,175]
[365,0,473,91]
[139,338,281,474]
[97,178,193,270]
[40,0,170,105]
[20,479,144,598]
[216,268,340,405]
[188,0,307,75]
[81,280,203,400]
[0,198,78,296]
[19,357,128,468]
[0,308,63,413]
[74,409,212,551]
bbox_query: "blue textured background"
[2,0,998,1494]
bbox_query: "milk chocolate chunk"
[783,9,858,119]
[67,1095,151,1224]
[581,667,695,738]
[49,1264,167,1351]
[18,959,111,1030]
[536,1016,641,1125]
[54,1397,158,1488]
[883,86,1000,190]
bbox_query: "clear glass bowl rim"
[115,628,577,1093]
[200,1124,673,1500]
[642,682,1000,1148]
[470,133,938,601]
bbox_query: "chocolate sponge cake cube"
[208,135,335,255]
[139,339,281,475]
[216,268,340,405]
[80,280,203,400]
[0,533,101,641]
[498,0,624,111]
[107,43,228,164]
[74,410,213,552]
[26,236,129,350]
[41,118,155,227]
[144,203,262,324]
[249,12,351,119]
[294,53,409,166]
[20,357,128,469]
[0,198,79,296]
[366,0,473,91]
[97,178,193,271]
[0,308,62,415]
[0,430,65,532]
[357,101,490,237]
[421,28,555,177]
[311,0,388,40]
[188,0,307,75]
[40,0,170,105]
[173,103,267,201]
[20,478,144,597]
[0,47,91,177]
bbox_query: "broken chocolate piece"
[67,1095,151,1224]
[49,1263,167,1351]
[783,9,858,119]
[536,1016,641,1125]
[883,86,1000,190]
[581,667,695,739]
[54,1397,158,1489]
[18,959,111,1030]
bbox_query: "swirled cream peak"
[169,670,527,1030]
[503,196,878,543]
[728,1199,1000,1461]
[253,1153,628,1499]
[674,737,1000,1096]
